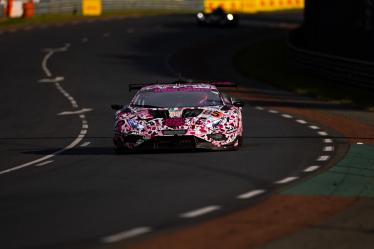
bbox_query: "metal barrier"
[288,32,374,91]
[33,0,201,15]
[35,0,81,15]
[0,5,4,18]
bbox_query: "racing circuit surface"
[0,13,346,249]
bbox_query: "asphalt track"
[0,13,343,249]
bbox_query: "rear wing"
[128,81,238,92]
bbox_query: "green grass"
[234,36,374,109]
[0,9,191,29]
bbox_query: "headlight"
[128,119,144,130]
[227,14,234,21]
[197,12,204,19]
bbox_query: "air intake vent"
[182,109,203,118]
[149,110,169,119]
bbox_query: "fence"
[33,0,201,15]
[203,0,304,13]
[288,32,374,91]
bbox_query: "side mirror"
[233,101,245,108]
[111,104,123,111]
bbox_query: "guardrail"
[33,0,201,15]
[0,5,4,18]
[288,31,374,91]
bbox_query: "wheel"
[237,135,243,147]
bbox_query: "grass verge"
[0,9,190,29]
[234,35,374,109]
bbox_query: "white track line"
[324,139,333,143]
[255,106,264,110]
[275,176,299,184]
[58,108,93,116]
[309,125,320,130]
[80,142,91,147]
[296,119,307,124]
[35,160,54,167]
[38,76,64,83]
[55,82,79,108]
[180,206,221,218]
[304,165,320,172]
[281,114,293,118]
[318,131,328,136]
[357,142,364,145]
[101,227,152,243]
[237,189,266,199]
[0,43,91,176]
[269,110,279,114]
[41,51,54,77]
[323,146,334,152]
[317,155,330,161]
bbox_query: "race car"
[196,7,239,27]
[111,82,244,152]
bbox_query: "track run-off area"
[0,13,352,249]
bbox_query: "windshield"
[131,88,223,108]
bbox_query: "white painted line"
[38,76,64,83]
[80,141,91,147]
[180,206,221,218]
[58,108,93,116]
[281,114,293,119]
[255,106,264,110]
[275,176,299,184]
[237,189,266,199]
[317,155,330,161]
[71,101,78,108]
[309,125,320,130]
[323,146,334,152]
[79,115,86,119]
[35,160,54,167]
[357,142,364,145]
[318,131,328,136]
[269,110,279,114]
[82,119,88,124]
[82,124,88,129]
[0,129,86,175]
[0,43,90,176]
[304,165,320,172]
[296,119,307,124]
[324,139,333,143]
[42,51,54,77]
[101,227,152,244]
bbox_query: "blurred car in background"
[196,7,239,27]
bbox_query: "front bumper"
[113,134,239,151]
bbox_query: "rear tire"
[237,136,243,147]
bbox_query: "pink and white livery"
[111,81,244,152]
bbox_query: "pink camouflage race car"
[111,81,244,152]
